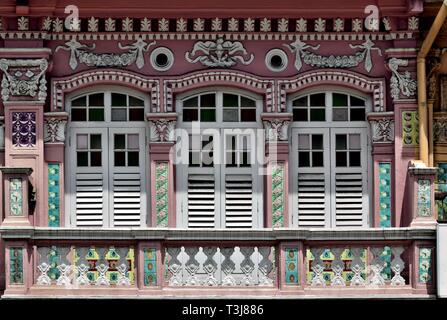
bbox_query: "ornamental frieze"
[185,38,254,68]
[284,38,382,73]
[55,38,156,70]
[0,58,48,102]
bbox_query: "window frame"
[288,88,372,228]
[65,86,150,228]
[175,87,264,229]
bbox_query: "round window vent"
[150,47,174,71]
[265,49,288,72]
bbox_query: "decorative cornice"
[0,31,416,42]
[185,37,254,68]
[55,38,156,70]
[0,58,48,102]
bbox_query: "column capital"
[147,113,177,143]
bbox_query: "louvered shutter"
[187,174,216,228]
[224,174,253,228]
[75,173,105,226]
[109,128,145,227]
[293,129,331,228]
[112,173,142,226]
[334,173,364,226]
[71,128,108,227]
[297,173,327,227]
[331,128,368,228]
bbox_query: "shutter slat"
[188,174,215,228]
[76,173,104,227]
[113,173,142,227]
[298,173,326,227]
[335,172,364,227]
[225,174,253,228]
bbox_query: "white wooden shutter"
[334,173,364,227]
[71,128,108,227]
[112,173,142,226]
[224,174,253,228]
[75,173,105,227]
[187,174,216,228]
[331,128,368,228]
[292,129,331,228]
[109,128,146,227]
[297,173,327,227]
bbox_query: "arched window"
[176,89,263,229]
[66,87,149,227]
[289,89,371,228]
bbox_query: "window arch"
[175,88,264,229]
[65,86,149,228]
[289,88,371,229]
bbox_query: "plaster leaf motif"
[141,18,151,31]
[18,16,29,31]
[211,18,222,31]
[53,18,63,32]
[296,18,307,32]
[159,18,169,32]
[122,17,133,32]
[352,18,363,32]
[244,18,255,32]
[278,18,289,32]
[260,18,271,32]
[88,17,98,32]
[408,16,419,31]
[333,18,344,32]
[194,18,205,31]
[228,18,239,31]
[42,17,52,31]
[105,18,116,31]
[177,18,187,32]
[314,18,326,32]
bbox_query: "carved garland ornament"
[284,38,382,73]
[56,38,156,70]
[0,58,48,102]
[185,37,254,67]
[388,58,417,100]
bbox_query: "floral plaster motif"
[185,38,254,68]
[12,112,36,148]
[371,118,394,143]
[402,111,419,145]
[389,58,417,100]
[285,248,299,284]
[56,38,156,70]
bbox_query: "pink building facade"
[0,0,441,298]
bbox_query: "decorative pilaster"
[408,164,437,227]
[262,113,291,228]
[147,113,177,227]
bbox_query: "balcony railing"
[0,228,436,297]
